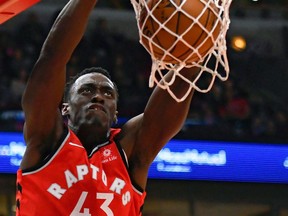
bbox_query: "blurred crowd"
[1,10,288,143]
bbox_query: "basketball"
[139,0,221,63]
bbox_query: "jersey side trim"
[22,128,70,175]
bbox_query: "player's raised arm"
[21,0,97,170]
[119,67,198,189]
[142,67,199,148]
[122,0,232,189]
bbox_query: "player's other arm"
[121,67,199,188]
[141,67,198,152]
[21,0,97,170]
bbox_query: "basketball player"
[16,0,199,215]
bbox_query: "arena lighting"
[0,0,40,24]
[231,35,247,52]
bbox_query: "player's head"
[64,67,118,102]
[62,67,119,132]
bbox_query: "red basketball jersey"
[16,128,146,216]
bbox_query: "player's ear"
[62,103,70,117]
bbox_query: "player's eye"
[104,91,112,97]
[83,89,92,93]
[80,87,93,94]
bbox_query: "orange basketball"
[139,0,221,63]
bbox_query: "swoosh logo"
[69,142,84,148]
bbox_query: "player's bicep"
[121,113,168,166]
[121,112,174,190]
[21,60,66,167]
[22,58,66,135]
[21,109,64,170]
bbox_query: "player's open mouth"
[88,104,106,113]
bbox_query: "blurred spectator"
[273,110,288,139]
[219,81,251,134]
[10,68,28,105]
[0,75,11,110]
[0,9,288,144]
[0,31,12,75]
[89,18,114,54]
[14,12,46,62]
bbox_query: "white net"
[131,0,233,102]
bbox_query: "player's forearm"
[157,67,197,132]
[22,0,97,121]
[167,67,199,98]
[142,67,196,146]
[41,0,97,64]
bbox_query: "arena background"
[0,0,288,215]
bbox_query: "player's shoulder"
[113,114,144,157]
[117,114,143,140]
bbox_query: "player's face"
[67,73,118,131]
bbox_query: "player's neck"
[73,125,110,152]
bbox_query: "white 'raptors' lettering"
[90,164,99,180]
[65,165,91,188]
[77,165,89,180]
[47,164,131,207]
[102,170,107,186]
[65,169,78,188]
[90,164,107,186]
[109,178,125,194]
[47,183,66,199]
[122,191,131,206]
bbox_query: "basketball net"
[131,0,233,102]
